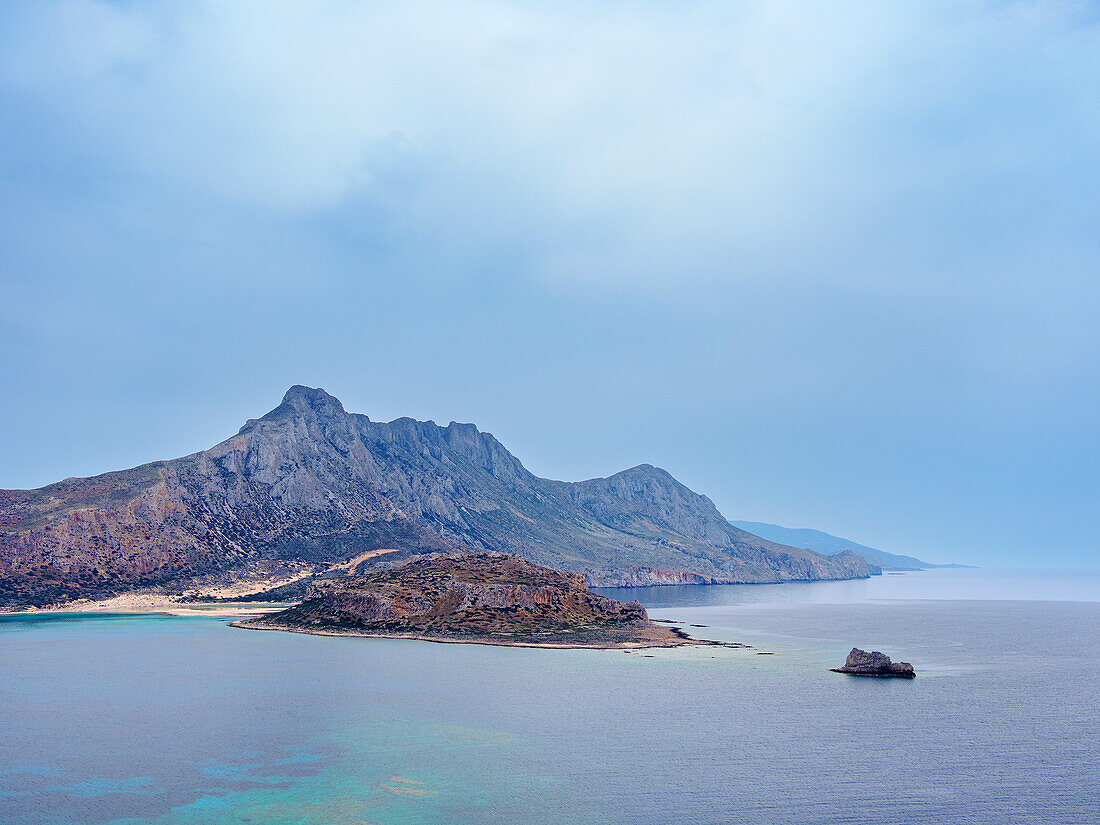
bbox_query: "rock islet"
[831,647,916,678]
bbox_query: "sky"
[1,0,1097,569]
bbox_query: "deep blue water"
[1,569,1097,824]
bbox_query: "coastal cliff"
[239,553,697,648]
[0,386,874,607]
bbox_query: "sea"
[1,568,1097,825]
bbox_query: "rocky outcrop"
[831,647,916,678]
[242,553,694,647]
[0,385,875,607]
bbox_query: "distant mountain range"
[729,521,960,570]
[0,386,874,607]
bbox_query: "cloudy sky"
[1,0,1097,568]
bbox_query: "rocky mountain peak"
[240,385,353,435]
[619,463,676,482]
[586,463,703,506]
[281,385,347,416]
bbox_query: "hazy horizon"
[2,1,1097,571]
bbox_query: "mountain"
[729,521,941,570]
[241,552,700,649]
[0,386,874,607]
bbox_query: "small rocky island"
[831,647,916,678]
[235,553,710,649]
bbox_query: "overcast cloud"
[1,1,1097,567]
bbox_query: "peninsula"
[0,385,874,609]
[235,553,709,649]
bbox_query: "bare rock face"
[244,553,687,647]
[831,647,916,678]
[0,385,875,607]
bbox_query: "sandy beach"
[1,592,291,618]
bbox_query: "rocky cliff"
[243,552,688,647]
[0,385,874,606]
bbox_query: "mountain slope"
[0,386,873,606]
[729,521,939,570]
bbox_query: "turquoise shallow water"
[1,569,1098,825]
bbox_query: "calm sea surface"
[1,569,1097,825]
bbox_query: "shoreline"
[229,619,730,650]
[1,595,291,619]
[3,604,738,650]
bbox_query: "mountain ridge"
[729,520,950,570]
[0,386,874,606]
